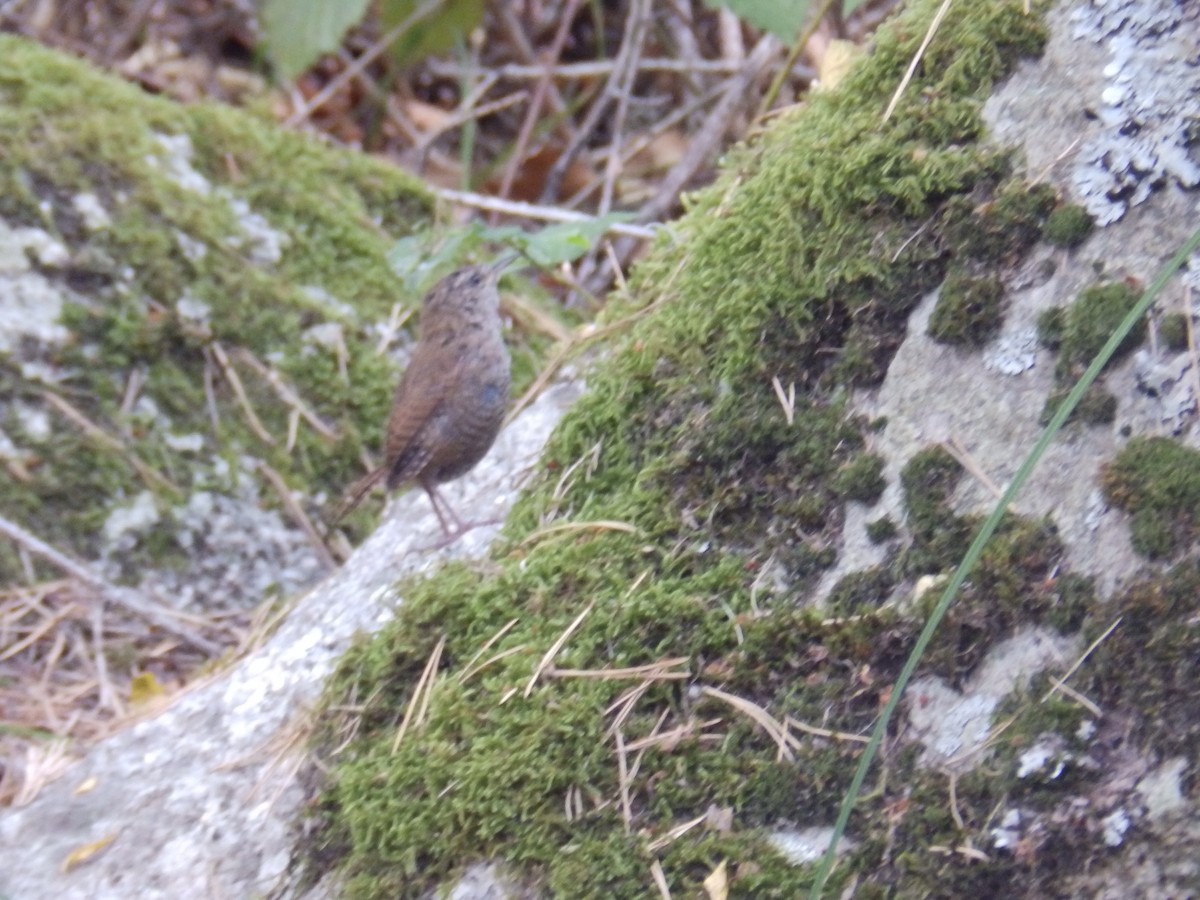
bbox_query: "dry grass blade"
[231,347,340,441]
[0,597,78,661]
[701,686,795,761]
[524,601,595,697]
[771,375,795,425]
[256,462,340,570]
[783,715,870,744]
[0,515,221,654]
[1041,615,1122,706]
[209,342,275,445]
[650,859,672,900]
[624,718,722,753]
[883,0,953,121]
[3,739,73,808]
[549,657,690,681]
[615,728,634,832]
[457,617,520,682]
[40,390,178,494]
[458,645,528,685]
[518,520,640,548]
[605,679,655,736]
[646,812,707,852]
[392,633,446,753]
[1052,681,1101,717]
[944,436,1003,500]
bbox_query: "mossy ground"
[1036,279,1145,427]
[0,37,557,584]
[1101,436,1200,559]
[301,2,1152,896]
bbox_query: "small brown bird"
[336,258,512,537]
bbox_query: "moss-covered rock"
[311,1,1057,895]
[1058,280,1145,374]
[0,34,444,590]
[1158,311,1189,352]
[1101,436,1200,559]
[927,271,1007,346]
[1042,203,1094,248]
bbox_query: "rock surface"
[0,378,581,899]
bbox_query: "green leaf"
[478,213,636,268]
[261,0,372,81]
[382,0,486,67]
[707,0,871,41]
[387,226,482,294]
[705,0,811,39]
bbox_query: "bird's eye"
[468,273,483,286]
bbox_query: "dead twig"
[208,343,276,445]
[435,188,658,238]
[41,391,179,495]
[391,634,446,752]
[231,348,340,442]
[256,462,340,570]
[0,515,222,655]
[284,0,447,127]
[883,0,953,121]
[494,0,583,202]
[524,601,595,697]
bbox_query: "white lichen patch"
[71,192,111,231]
[1136,756,1187,821]
[149,132,212,195]
[983,326,1040,375]
[907,628,1078,769]
[1069,0,1200,224]
[0,272,70,353]
[176,290,212,330]
[300,284,358,322]
[301,321,345,354]
[991,808,1023,850]
[1100,808,1131,847]
[148,132,288,267]
[1017,734,1070,780]
[102,490,162,546]
[767,828,854,865]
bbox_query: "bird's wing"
[383,338,455,483]
[331,465,387,521]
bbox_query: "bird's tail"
[331,466,387,522]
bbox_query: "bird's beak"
[488,251,519,279]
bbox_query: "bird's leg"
[414,482,506,551]
[423,482,467,538]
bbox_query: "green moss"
[941,180,1057,265]
[900,444,964,531]
[1081,559,1200,757]
[1042,203,1094,248]
[826,566,895,614]
[919,516,1066,680]
[865,516,898,543]
[1101,436,1200,559]
[927,271,1007,346]
[1158,312,1189,352]
[832,452,887,504]
[1039,383,1117,426]
[1058,281,1145,373]
[1036,304,1065,349]
[308,0,1058,894]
